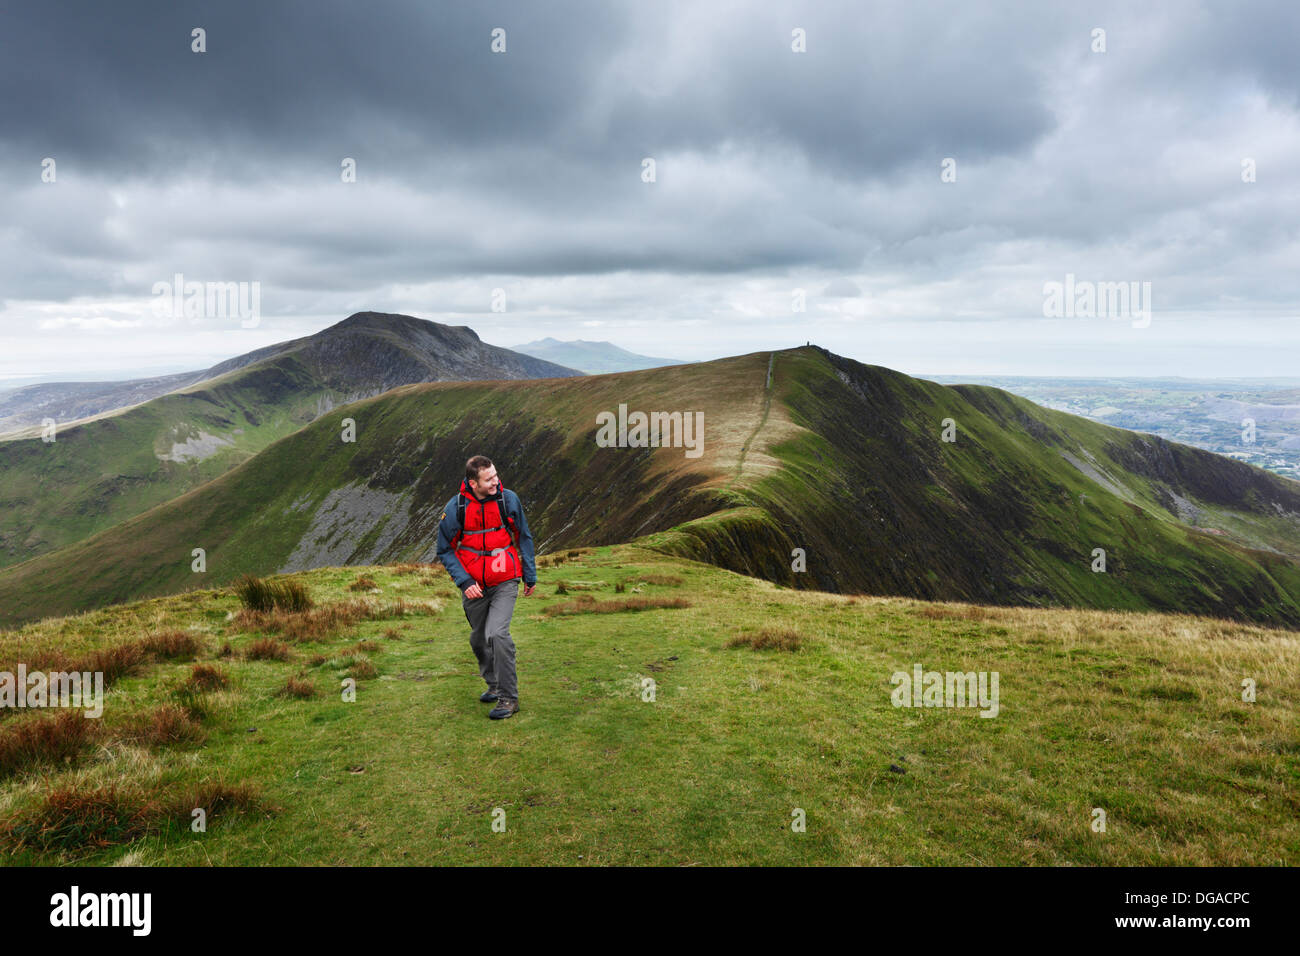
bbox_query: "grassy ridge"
[0,354,765,627]
[642,349,1300,625]
[1,347,1297,629]
[0,547,1295,865]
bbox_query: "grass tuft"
[185,664,229,691]
[181,781,262,820]
[0,780,267,854]
[125,704,206,748]
[2,785,157,851]
[347,659,378,680]
[139,629,202,660]
[542,596,691,617]
[0,711,99,778]
[233,574,312,613]
[277,676,317,699]
[726,628,803,651]
[243,638,292,662]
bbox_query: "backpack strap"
[454,486,517,548]
[497,486,517,547]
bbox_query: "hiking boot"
[488,697,519,720]
[479,689,499,703]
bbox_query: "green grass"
[0,546,1295,865]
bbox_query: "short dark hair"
[465,455,494,482]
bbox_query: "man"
[435,455,537,720]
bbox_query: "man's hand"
[464,583,484,599]
[523,583,535,597]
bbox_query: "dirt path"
[729,352,774,489]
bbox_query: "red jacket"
[444,480,524,589]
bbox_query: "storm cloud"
[1,0,1297,379]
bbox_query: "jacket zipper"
[477,499,486,590]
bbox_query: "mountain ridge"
[1,344,1297,629]
[0,312,577,437]
[0,312,583,570]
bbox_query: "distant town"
[929,376,1300,482]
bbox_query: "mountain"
[0,314,582,438]
[1,344,1297,629]
[0,312,582,570]
[508,337,685,374]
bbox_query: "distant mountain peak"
[332,311,480,342]
[510,337,685,374]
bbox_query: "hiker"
[435,455,537,720]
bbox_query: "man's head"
[465,455,500,499]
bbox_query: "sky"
[1,0,1298,385]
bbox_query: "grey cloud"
[822,278,861,297]
[0,0,1297,378]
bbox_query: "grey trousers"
[462,579,519,701]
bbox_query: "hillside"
[0,370,210,435]
[509,337,686,374]
[0,312,582,570]
[0,345,1297,629]
[0,549,1295,865]
[928,375,1300,482]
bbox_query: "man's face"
[470,465,500,497]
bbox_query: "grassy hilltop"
[0,547,1295,866]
